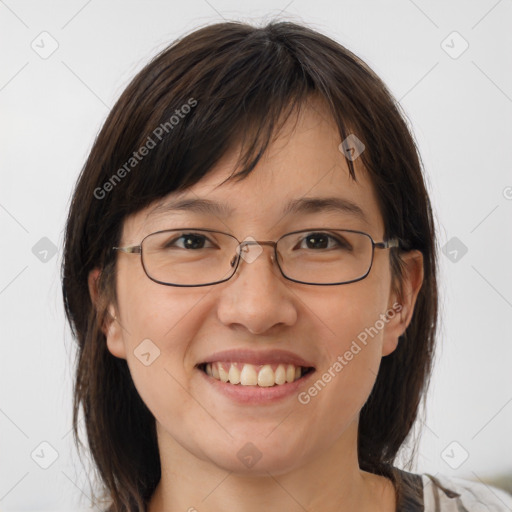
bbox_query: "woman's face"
[95,99,422,476]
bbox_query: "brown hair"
[62,20,438,511]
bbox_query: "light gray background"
[1,0,511,510]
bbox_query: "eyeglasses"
[113,227,401,287]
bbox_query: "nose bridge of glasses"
[239,240,276,249]
[235,239,277,264]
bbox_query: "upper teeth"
[204,362,303,387]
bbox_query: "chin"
[201,435,310,476]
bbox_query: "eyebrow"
[148,196,370,225]
[283,197,369,224]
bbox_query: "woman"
[62,20,511,512]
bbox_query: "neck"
[147,421,396,512]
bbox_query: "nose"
[216,241,298,335]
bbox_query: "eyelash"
[163,231,351,251]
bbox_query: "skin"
[89,97,424,512]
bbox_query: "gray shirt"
[396,469,512,511]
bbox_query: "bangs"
[100,22,372,216]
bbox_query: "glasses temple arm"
[113,246,142,254]
[374,238,407,250]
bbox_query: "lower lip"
[197,368,316,404]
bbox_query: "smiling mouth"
[198,362,315,387]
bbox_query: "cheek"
[117,288,212,444]
[116,260,208,346]
[301,275,391,416]
[115,268,211,402]
[309,273,390,353]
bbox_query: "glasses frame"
[113,227,401,287]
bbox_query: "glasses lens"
[277,230,373,284]
[142,230,238,285]
[140,228,374,286]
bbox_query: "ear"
[88,268,127,360]
[381,250,424,356]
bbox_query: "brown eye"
[297,232,352,251]
[162,233,215,250]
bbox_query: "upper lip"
[198,349,315,368]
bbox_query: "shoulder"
[421,472,512,512]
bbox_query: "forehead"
[126,99,384,240]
